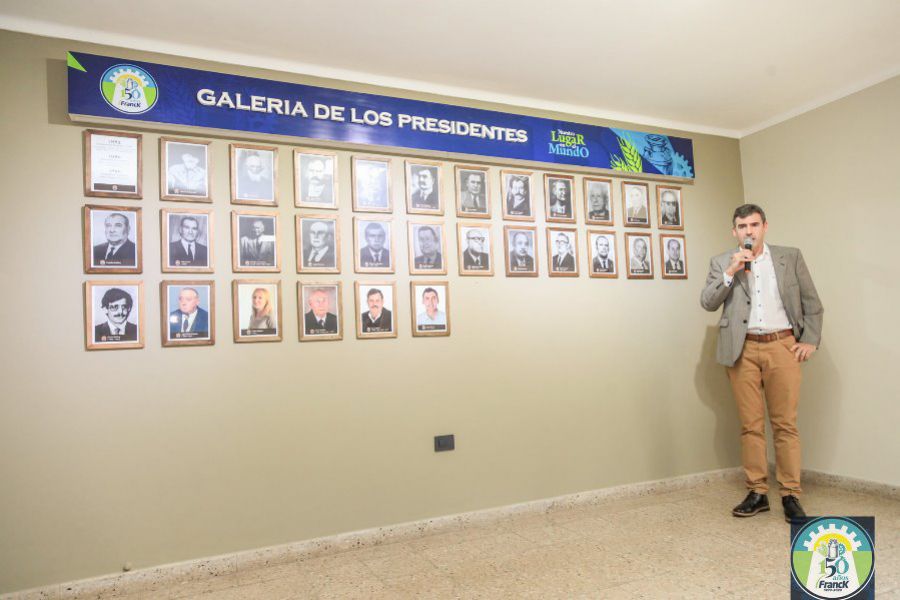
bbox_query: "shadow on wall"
[794,347,839,470]
[694,326,741,467]
[46,58,68,125]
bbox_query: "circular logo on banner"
[791,517,875,599]
[100,64,158,114]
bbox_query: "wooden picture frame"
[410,281,451,337]
[587,229,619,279]
[353,216,395,274]
[545,174,576,223]
[231,210,280,272]
[296,214,341,274]
[84,280,145,350]
[83,129,142,199]
[352,155,392,213]
[503,225,539,277]
[457,222,494,276]
[355,281,397,339]
[298,281,343,342]
[622,181,651,228]
[660,234,688,279]
[159,136,212,202]
[161,208,214,273]
[294,148,338,209]
[546,227,579,277]
[83,204,142,274]
[501,169,534,221]
[584,177,614,226]
[232,279,282,342]
[455,164,491,218]
[657,185,684,230]
[408,221,448,276]
[160,280,215,347]
[230,143,278,206]
[625,233,654,279]
[405,159,443,215]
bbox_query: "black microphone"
[743,238,753,272]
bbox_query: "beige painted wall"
[740,76,900,489]
[0,30,745,592]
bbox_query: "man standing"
[304,288,338,335]
[361,288,392,332]
[92,213,136,267]
[169,216,208,267]
[168,287,209,339]
[414,226,442,270]
[592,235,614,273]
[701,204,823,524]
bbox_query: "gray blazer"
[700,245,823,367]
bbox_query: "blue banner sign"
[67,51,695,178]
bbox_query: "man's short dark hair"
[366,288,383,300]
[422,287,438,300]
[101,288,133,310]
[733,204,767,225]
[180,216,199,230]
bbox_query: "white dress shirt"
[724,243,791,334]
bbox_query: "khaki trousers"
[726,335,803,497]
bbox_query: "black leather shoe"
[782,495,807,523]
[732,491,770,517]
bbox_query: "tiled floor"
[60,479,900,599]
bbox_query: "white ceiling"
[2,0,899,137]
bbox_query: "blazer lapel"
[735,269,750,296]
[771,246,792,312]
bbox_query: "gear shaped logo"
[100,64,158,114]
[790,516,875,599]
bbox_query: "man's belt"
[745,329,793,343]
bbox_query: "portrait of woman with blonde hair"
[234,282,280,340]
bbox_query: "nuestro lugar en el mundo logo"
[100,64,158,115]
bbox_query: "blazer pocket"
[719,317,729,327]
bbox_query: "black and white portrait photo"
[409,222,447,275]
[657,186,684,230]
[84,281,144,350]
[625,233,654,279]
[295,150,337,209]
[588,230,618,278]
[232,211,279,272]
[457,223,493,276]
[406,161,442,214]
[232,280,282,342]
[354,217,394,273]
[352,156,391,212]
[545,175,575,223]
[661,234,688,279]
[355,282,396,339]
[299,282,342,341]
[411,282,450,337]
[504,225,538,276]
[547,227,579,276]
[162,280,214,347]
[502,170,534,220]
[584,177,613,225]
[456,166,490,217]
[83,205,142,274]
[162,209,212,272]
[231,144,277,205]
[296,215,340,273]
[623,181,650,227]
[161,137,211,202]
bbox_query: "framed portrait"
[660,234,688,279]
[625,233,654,279]
[657,185,684,230]
[352,156,392,212]
[83,129,142,199]
[503,225,538,277]
[405,160,443,215]
[230,143,278,206]
[545,174,576,223]
[501,169,534,221]
[584,177,614,226]
[410,281,450,337]
[84,281,144,350]
[161,208,213,273]
[355,281,397,339]
[457,223,493,276]
[161,280,215,347]
[622,181,651,228]
[232,279,282,342]
[587,230,619,279]
[547,227,579,277]
[455,165,491,218]
[83,204,142,274]
[296,214,340,274]
[408,222,447,275]
[160,137,211,202]
[294,149,338,209]
[231,211,280,272]
[353,216,394,274]
[298,282,343,342]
